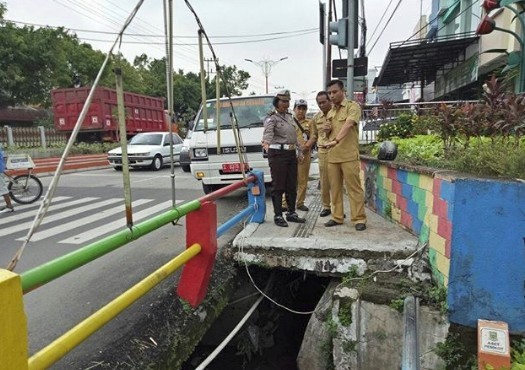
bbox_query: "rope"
[184,0,250,183]
[6,0,146,271]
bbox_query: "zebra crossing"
[1,196,183,245]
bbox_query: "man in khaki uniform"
[293,99,316,211]
[310,91,333,217]
[322,80,366,231]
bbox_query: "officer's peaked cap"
[294,99,308,108]
[275,89,291,101]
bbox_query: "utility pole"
[327,0,333,85]
[204,57,215,76]
[244,57,288,94]
[346,0,355,99]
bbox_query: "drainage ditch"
[182,267,331,370]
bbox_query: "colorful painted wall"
[360,159,454,286]
[360,157,525,334]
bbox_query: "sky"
[5,0,432,105]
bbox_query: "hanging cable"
[367,0,403,56]
[184,0,250,182]
[366,0,395,49]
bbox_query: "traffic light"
[329,18,348,48]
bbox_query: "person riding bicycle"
[0,144,14,213]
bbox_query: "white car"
[107,132,183,171]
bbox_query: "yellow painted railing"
[27,243,201,370]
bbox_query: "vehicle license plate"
[222,163,248,173]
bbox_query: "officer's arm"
[261,117,275,150]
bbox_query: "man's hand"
[323,119,332,134]
[262,142,269,151]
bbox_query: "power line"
[5,19,317,39]
[367,0,404,56]
[366,0,395,48]
[64,30,317,46]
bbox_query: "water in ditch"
[182,268,331,370]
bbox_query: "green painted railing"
[21,200,201,293]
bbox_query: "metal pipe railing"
[217,205,256,238]
[28,244,202,370]
[199,174,256,202]
[21,200,200,293]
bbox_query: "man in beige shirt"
[310,91,333,217]
[293,99,316,211]
[322,80,366,231]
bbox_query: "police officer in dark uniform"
[262,90,306,227]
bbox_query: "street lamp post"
[244,57,288,94]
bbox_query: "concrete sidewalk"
[233,166,419,276]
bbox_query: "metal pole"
[322,2,327,88]
[216,60,221,151]
[346,0,355,99]
[115,68,133,228]
[198,30,208,131]
[327,0,333,85]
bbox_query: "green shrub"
[371,135,444,166]
[377,113,413,141]
[368,135,525,179]
[411,114,440,135]
[440,140,525,179]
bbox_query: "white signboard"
[480,328,509,355]
[6,154,35,170]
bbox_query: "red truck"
[51,87,169,142]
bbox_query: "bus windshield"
[193,96,274,131]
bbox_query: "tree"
[207,64,250,98]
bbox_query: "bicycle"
[4,154,43,204]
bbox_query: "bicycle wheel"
[8,174,43,204]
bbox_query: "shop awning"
[442,0,461,24]
[375,32,478,86]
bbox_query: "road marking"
[0,198,122,238]
[0,197,97,224]
[59,200,182,244]
[22,199,154,242]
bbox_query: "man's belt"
[269,144,296,150]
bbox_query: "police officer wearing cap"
[262,90,306,227]
[293,99,316,211]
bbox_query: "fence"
[0,126,67,148]
[359,100,478,144]
[1,171,266,370]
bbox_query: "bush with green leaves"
[377,113,414,141]
[372,135,444,166]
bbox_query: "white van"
[189,95,273,194]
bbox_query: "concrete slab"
[233,177,419,276]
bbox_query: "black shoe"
[355,223,367,231]
[324,219,343,227]
[320,209,331,217]
[274,215,288,227]
[297,204,309,212]
[286,212,306,223]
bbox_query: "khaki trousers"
[318,151,331,209]
[328,160,367,224]
[296,152,311,207]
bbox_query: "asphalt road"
[1,165,250,369]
